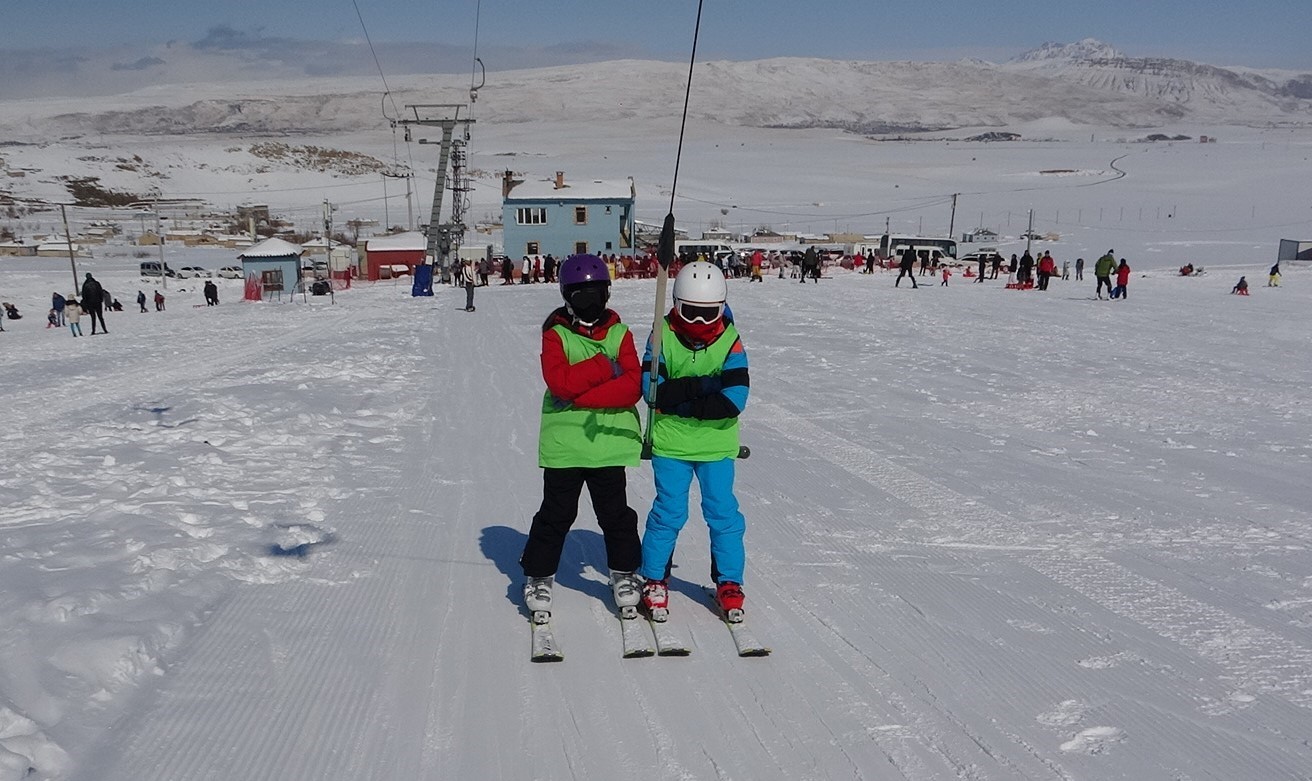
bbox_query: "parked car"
[217,266,244,279]
[139,261,177,278]
[177,266,211,278]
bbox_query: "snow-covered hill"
[4,44,1311,146]
[1001,38,1312,120]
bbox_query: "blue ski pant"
[640,455,746,585]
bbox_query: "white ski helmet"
[673,261,727,305]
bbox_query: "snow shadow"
[266,522,336,558]
[478,525,615,613]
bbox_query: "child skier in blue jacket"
[640,261,751,621]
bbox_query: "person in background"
[1061,259,1070,281]
[137,290,147,313]
[66,298,83,337]
[1268,262,1281,287]
[1036,251,1056,291]
[990,253,1001,280]
[1094,250,1117,300]
[1113,258,1132,300]
[1075,256,1085,281]
[895,246,919,289]
[51,291,66,326]
[940,266,951,286]
[154,289,166,311]
[46,308,59,328]
[501,256,515,285]
[975,253,986,282]
[1232,276,1249,295]
[80,273,107,334]
[463,258,477,312]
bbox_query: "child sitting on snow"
[1231,276,1249,295]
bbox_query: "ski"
[704,586,771,657]
[648,616,692,656]
[530,613,563,663]
[620,610,656,659]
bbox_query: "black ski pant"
[1037,271,1051,291]
[87,304,107,333]
[1096,276,1113,298]
[464,283,475,310]
[521,466,641,578]
[895,268,918,288]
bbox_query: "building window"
[516,207,547,225]
[605,205,612,214]
[261,268,284,292]
[574,241,588,255]
[574,206,588,225]
[526,241,539,255]
[605,241,613,250]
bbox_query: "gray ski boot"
[609,570,643,619]
[524,576,554,625]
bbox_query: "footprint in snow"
[1060,726,1124,754]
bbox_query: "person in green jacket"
[1094,250,1117,299]
[639,261,752,622]
[520,254,645,621]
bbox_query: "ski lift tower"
[390,104,473,284]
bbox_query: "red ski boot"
[716,582,745,622]
[641,579,669,622]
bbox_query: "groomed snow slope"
[0,253,1310,779]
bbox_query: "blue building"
[239,237,303,300]
[502,172,635,260]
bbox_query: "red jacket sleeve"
[542,329,614,401]
[570,329,642,409]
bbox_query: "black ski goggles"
[676,300,724,324]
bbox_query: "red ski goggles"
[677,300,724,324]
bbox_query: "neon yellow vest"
[652,319,740,461]
[538,323,642,468]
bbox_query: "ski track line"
[5,312,331,445]
[750,399,1312,713]
[739,431,1312,777]
[74,323,439,780]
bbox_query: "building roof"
[239,237,304,259]
[365,231,428,252]
[505,178,633,202]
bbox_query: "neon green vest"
[652,319,740,461]
[538,323,642,468]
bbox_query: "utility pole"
[154,196,168,290]
[390,104,473,284]
[1025,209,1034,255]
[323,199,333,282]
[59,204,79,290]
[948,193,958,238]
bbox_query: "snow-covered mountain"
[1001,38,1312,118]
[4,43,1311,148]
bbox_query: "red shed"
[362,232,427,281]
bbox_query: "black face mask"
[566,283,609,324]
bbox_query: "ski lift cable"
[353,0,403,123]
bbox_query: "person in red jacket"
[1114,259,1132,300]
[1036,251,1057,290]
[520,254,645,622]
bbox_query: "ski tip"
[738,647,772,658]
[656,647,692,657]
[623,649,656,659]
[531,653,565,663]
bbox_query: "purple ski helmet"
[558,254,610,295]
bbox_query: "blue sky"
[1,0,1309,99]
[6,0,1311,68]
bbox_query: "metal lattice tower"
[390,104,473,283]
